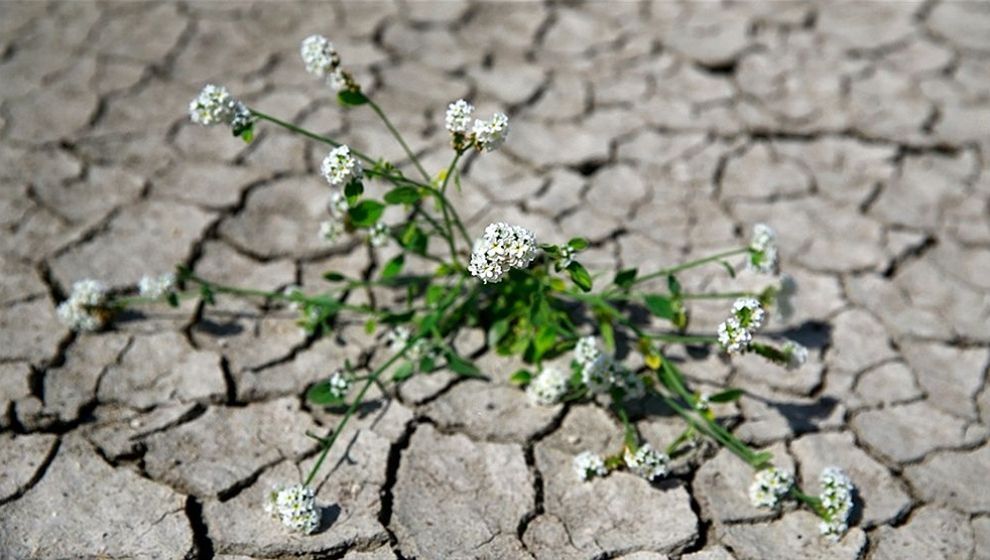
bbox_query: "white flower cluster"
[326,369,352,401]
[573,451,607,481]
[573,336,644,399]
[717,297,765,354]
[526,366,569,406]
[749,223,778,274]
[319,219,344,244]
[624,444,670,481]
[819,467,855,540]
[443,99,509,152]
[695,393,711,412]
[468,222,538,283]
[188,84,254,132]
[319,192,350,244]
[749,467,794,509]
[782,339,809,370]
[321,145,363,187]
[138,273,176,300]
[300,35,353,92]
[264,483,320,534]
[57,279,109,332]
[369,222,389,247]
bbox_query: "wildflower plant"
[55,34,858,541]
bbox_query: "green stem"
[303,341,414,486]
[665,426,695,456]
[682,291,755,300]
[437,151,463,263]
[791,487,827,517]
[367,99,431,183]
[184,274,373,315]
[631,247,749,287]
[645,332,718,344]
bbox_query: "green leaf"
[323,271,347,282]
[347,200,385,227]
[509,369,533,386]
[384,186,422,205]
[381,310,415,325]
[307,381,345,405]
[238,125,254,143]
[720,260,736,278]
[667,274,682,297]
[567,237,589,250]
[566,261,592,292]
[344,179,364,202]
[709,388,744,403]
[613,268,638,289]
[199,284,215,305]
[392,361,415,381]
[338,89,369,106]
[381,254,405,279]
[425,285,446,307]
[533,325,557,360]
[445,350,484,378]
[488,318,510,347]
[166,292,179,308]
[644,294,676,320]
[400,223,428,255]
[364,318,376,334]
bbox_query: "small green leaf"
[166,292,179,308]
[709,388,744,403]
[392,361,415,381]
[445,350,484,378]
[509,369,533,386]
[364,318,376,334]
[566,261,592,292]
[344,179,364,201]
[238,125,254,143]
[323,271,347,282]
[382,310,415,325]
[613,268,638,289]
[381,254,405,279]
[488,319,510,347]
[533,325,557,360]
[567,237,589,250]
[720,260,736,278]
[199,284,215,305]
[348,200,385,227]
[338,89,369,106]
[384,186,422,205]
[644,294,676,320]
[399,223,428,255]
[667,274,682,297]
[307,381,345,405]
[425,285,446,306]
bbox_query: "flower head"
[749,467,794,509]
[468,223,538,283]
[819,466,855,540]
[369,222,389,247]
[473,112,509,152]
[188,84,254,132]
[264,483,320,534]
[326,369,352,401]
[300,35,339,78]
[749,223,778,274]
[138,273,176,300]
[527,366,569,406]
[624,444,670,481]
[57,279,110,332]
[445,99,474,134]
[386,326,411,353]
[732,297,765,330]
[321,145,362,187]
[782,340,808,370]
[717,317,752,354]
[319,218,344,244]
[573,451,607,481]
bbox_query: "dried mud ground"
[1,1,990,559]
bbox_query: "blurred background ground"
[1,1,989,559]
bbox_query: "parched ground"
[1,1,989,559]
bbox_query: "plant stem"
[183,274,373,315]
[367,99,431,183]
[682,291,755,300]
[631,247,749,287]
[437,151,463,263]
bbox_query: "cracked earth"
[1,1,989,559]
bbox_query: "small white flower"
[732,297,765,331]
[749,467,794,509]
[559,245,575,268]
[300,35,338,78]
[188,84,253,131]
[468,223,538,283]
[472,112,509,152]
[321,145,363,187]
[326,67,348,92]
[782,340,808,370]
[717,317,752,354]
[624,444,670,481]
[138,273,176,300]
[527,366,569,406]
[282,285,304,312]
[57,279,109,332]
[319,218,344,244]
[369,222,389,247]
[574,336,600,366]
[819,466,855,540]
[749,223,778,274]
[445,99,474,134]
[695,393,711,412]
[328,191,349,217]
[573,451,607,481]
[386,326,411,353]
[264,483,320,534]
[326,369,352,400]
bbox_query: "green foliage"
[348,200,385,226]
[338,90,369,106]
